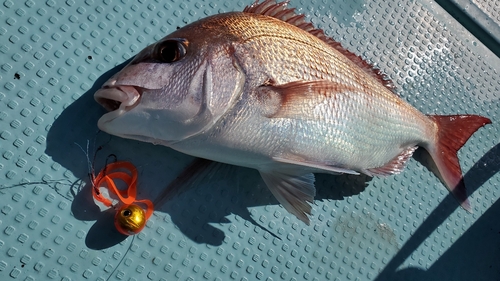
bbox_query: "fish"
[94,0,491,224]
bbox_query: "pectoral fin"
[259,169,316,225]
[256,80,357,119]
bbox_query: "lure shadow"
[375,143,500,281]
[85,208,129,249]
[69,180,129,249]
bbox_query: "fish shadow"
[375,144,500,281]
[45,59,132,181]
[48,63,498,250]
[44,60,179,249]
[151,159,371,246]
[44,60,134,249]
[44,60,218,249]
[45,61,370,248]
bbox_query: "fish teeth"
[116,86,140,106]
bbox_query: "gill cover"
[98,35,245,144]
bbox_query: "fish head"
[95,15,245,145]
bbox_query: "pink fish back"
[243,0,395,92]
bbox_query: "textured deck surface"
[1,0,499,281]
[449,0,500,43]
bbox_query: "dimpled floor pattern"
[447,0,500,45]
[472,0,500,25]
[0,0,499,281]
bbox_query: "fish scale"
[275,89,428,168]
[95,0,490,223]
[241,35,355,83]
[217,14,361,80]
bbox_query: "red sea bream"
[94,0,491,224]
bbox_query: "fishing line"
[105,235,136,281]
[0,179,78,201]
[74,130,112,185]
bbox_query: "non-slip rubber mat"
[1,0,499,280]
[449,0,500,43]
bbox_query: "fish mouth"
[94,85,142,112]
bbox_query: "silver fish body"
[95,0,490,223]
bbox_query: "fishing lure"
[92,161,154,235]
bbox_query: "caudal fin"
[427,115,491,212]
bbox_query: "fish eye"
[157,39,187,63]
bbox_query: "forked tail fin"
[427,115,491,211]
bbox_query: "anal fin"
[259,169,316,225]
[363,146,417,176]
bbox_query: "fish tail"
[426,114,491,212]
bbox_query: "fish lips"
[95,85,142,127]
[95,85,142,112]
[94,85,178,146]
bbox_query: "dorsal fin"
[243,0,395,92]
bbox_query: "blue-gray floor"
[1,0,499,280]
